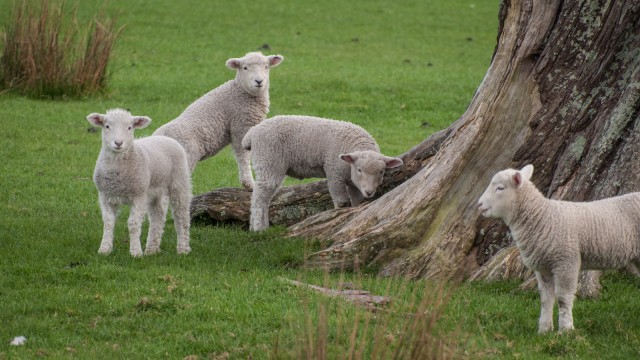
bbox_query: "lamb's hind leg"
[145,195,168,255]
[169,186,192,254]
[536,271,555,334]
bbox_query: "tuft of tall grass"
[284,266,463,360]
[0,0,122,98]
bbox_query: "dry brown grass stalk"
[287,271,464,359]
[0,0,122,98]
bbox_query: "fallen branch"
[279,277,391,311]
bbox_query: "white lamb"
[88,108,192,257]
[478,164,640,333]
[153,51,284,190]
[242,115,403,231]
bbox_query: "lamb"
[478,164,640,333]
[87,108,192,257]
[153,51,284,190]
[242,115,403,231]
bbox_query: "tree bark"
[193,0,640,294]
[291,0,640,285]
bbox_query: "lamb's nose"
[477,201,483,208]
[114,141,123,147]
[365,191,373,197]
[255,79,263,85]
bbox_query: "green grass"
[3,0,640,358]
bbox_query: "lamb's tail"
[241,129,253,151]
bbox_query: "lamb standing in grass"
[478,164,640,333]
[88,109,192,256]
[242,115,403,231]
[153,52,284,190]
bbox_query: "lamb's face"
[87,109,151,153]
[340,151,403,199]
[226,52,284,96]
[478,165,534,221]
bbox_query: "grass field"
[2,0,640,358]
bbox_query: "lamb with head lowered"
[242,115,403,231]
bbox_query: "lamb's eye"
[265,65,268,69]
[128,126,132,131]
[105,125,110,129]
[243,66,248,70]
[496,185,505,192]
[357,168,362,173]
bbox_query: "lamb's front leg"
[232,138,254,190]
[555,267,579,332]
[98,193,118,255]
[127,197,147,257]
[346,183,365,207]
[535,271,555,333]
[327,177,351,208]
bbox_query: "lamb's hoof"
[130,249,143,257]
[98,246,112,255]
[558,326,575,334]
[538,325,553,334]
[145,247,161,255]
[249,225,268,232]
[177,246,191,254]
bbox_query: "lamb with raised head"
[153,51,284,189]
[88,108,192,257]
[478,164,640,333]
[242,115,403,231]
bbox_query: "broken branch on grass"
[279,277,391,311]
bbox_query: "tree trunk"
[193,0,640,294]
[292,0,640,285]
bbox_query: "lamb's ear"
[339,153,356,164]
[383,156,403,168]
[87,113,106,127]
[512,172,523,187]
[132,116,151,129]
[226,58,242,70]
[268,55,284,67]
[520,164,534,181]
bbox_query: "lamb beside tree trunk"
[478,164,640,333]
[242,115,403,231]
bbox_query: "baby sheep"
[88,109,192,256]
[478,164,640,333]
[153,52,284,190]
[242,115,403,231]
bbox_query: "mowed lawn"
[2,0,640,359]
